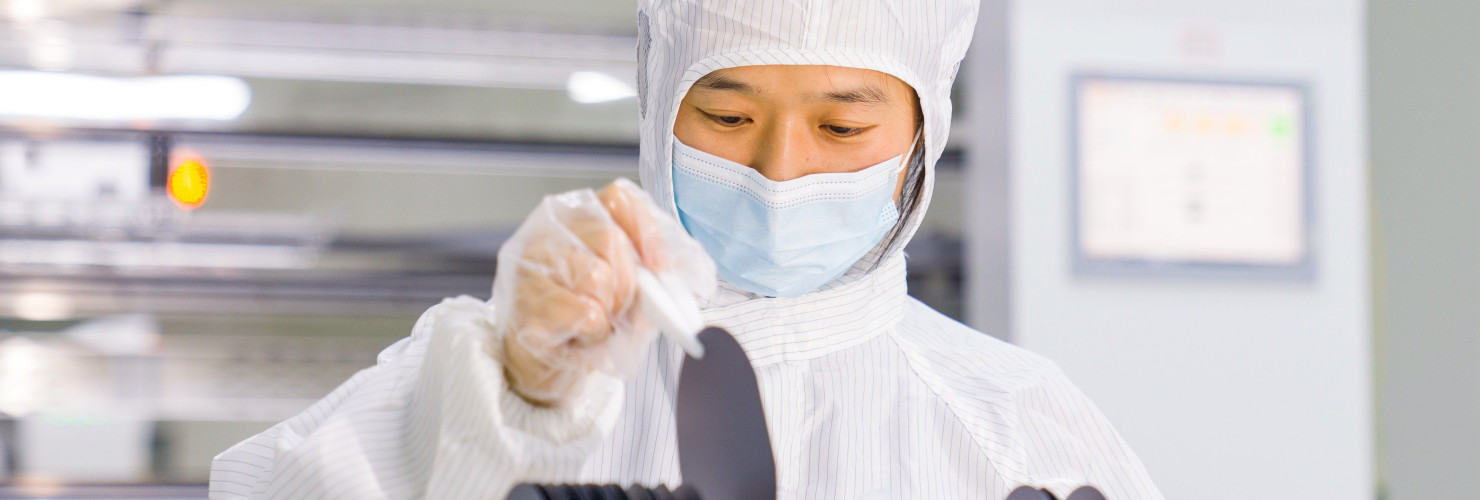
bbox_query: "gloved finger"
[502,261,617,406]
[517,233,622,316]
[598,179,667,271]
[511,261,614,351]
[502,331,586,406]
[597,178,718,299]
[562,214,638,316]
[512,201,636,318]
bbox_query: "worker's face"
[673,65,920,200]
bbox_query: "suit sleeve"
[207,295,625,500]
[1013,368,1164,500]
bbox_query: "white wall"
[1000,1,1370,498]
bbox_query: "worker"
[209,0,1163,498]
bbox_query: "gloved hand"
[491,178,716,407]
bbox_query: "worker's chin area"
[0,0,1470,499]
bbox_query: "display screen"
[1073,75,1311,277]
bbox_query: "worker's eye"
[824,124,867,137]
[705,112,749,127]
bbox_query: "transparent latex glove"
[492,178,716,407]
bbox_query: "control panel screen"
[1073,76,1311,277]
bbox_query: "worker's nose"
[749,120,815,182]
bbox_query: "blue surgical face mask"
[671,136,906,298]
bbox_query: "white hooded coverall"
[209,1,1164,498]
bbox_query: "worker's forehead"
[690,65,913,105]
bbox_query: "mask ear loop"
[860,126,928,275]
[900,127,923,173]
[895,126,925,210]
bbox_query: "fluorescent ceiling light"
[567,71,636,104]
[0,16,640,91]
[0,71,251,121]
[13,292,73,321]
[0,240,318,270]
[7,0,42,23]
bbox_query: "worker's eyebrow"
[815,84,892,105]
[692,73,758,93]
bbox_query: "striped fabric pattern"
[210,254,1162,499]
[211,0,1162,498]
[575,254,1163,499]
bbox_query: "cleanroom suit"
[209,0,1164,498]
